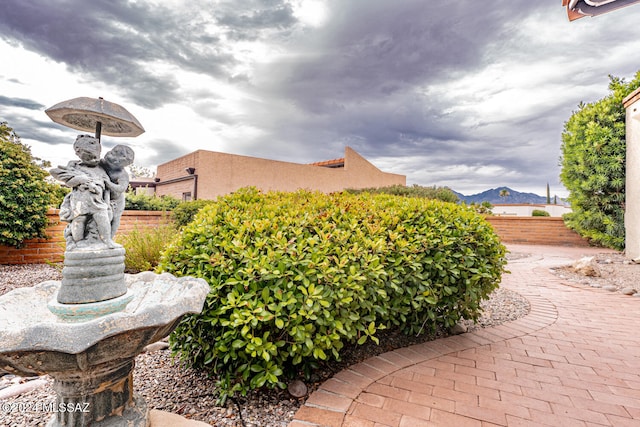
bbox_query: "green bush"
[0,122,59,247]
[116,220,176,272]
[172,199,216,228]
[160,188,506,401]
[560,72,640,250]
[346,184,459,203]
[125,191,180,211]
[531,209,550,217]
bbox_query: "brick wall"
[0,209,168,265]
[0,211,591,265]
[485,216,590,247]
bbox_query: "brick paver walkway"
[289,244,640,426]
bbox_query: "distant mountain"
[453,187,551,205]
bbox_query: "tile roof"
[309,157,345,168]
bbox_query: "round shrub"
[160,188,507,399]
[532,209,550,217]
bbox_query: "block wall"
[485,216,590,247]
[0,212,591,265]
[0,209,168,265]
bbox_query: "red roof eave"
[309,157,345,168]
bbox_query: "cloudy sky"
[2,0,640,197]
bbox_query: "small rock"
[603,285,618,292]
[450,323,468,335]
[287,379,308,398]
[572,257,601,277]
[621,287,637,296]
[144,341,170,352]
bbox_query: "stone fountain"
[0,98,209,426]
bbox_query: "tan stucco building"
[153,147,405,200]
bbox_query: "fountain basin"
[0,271,210,426]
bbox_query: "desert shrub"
[161,188,506,401]
[172,199,216,228]
[124,191,180,211]
[531,209,550,217]
[116,221,177,272]
[346,184,459,203]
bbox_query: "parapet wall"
[0,211,590,265]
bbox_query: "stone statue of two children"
[50,135,134,251]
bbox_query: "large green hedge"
[560,72,640,250]
[0,122,59,247]
[160,188,506,399]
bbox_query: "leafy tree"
[129,164,155,178]
[0,122,58,247]
[560,72,640,250]
[467,201,493,214]
[499,189,510,201]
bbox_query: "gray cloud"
[0,95,44,110]
[0,0,298,109]
[2,0,640,196]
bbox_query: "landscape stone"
[572,256,601,277]
[450,322,468,335]
[288,379,308,398]
[149,409,212,426]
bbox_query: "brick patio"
[290,244,640,426]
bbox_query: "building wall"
[155,147,406,200]
[491,204,572,217]
[624,88,640,260]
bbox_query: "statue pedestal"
[46,360,147,427]
[58,247,127,304]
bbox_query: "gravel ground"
[549,251,640,295]
[0,258,533,427]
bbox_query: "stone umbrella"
[45,96,145,141]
